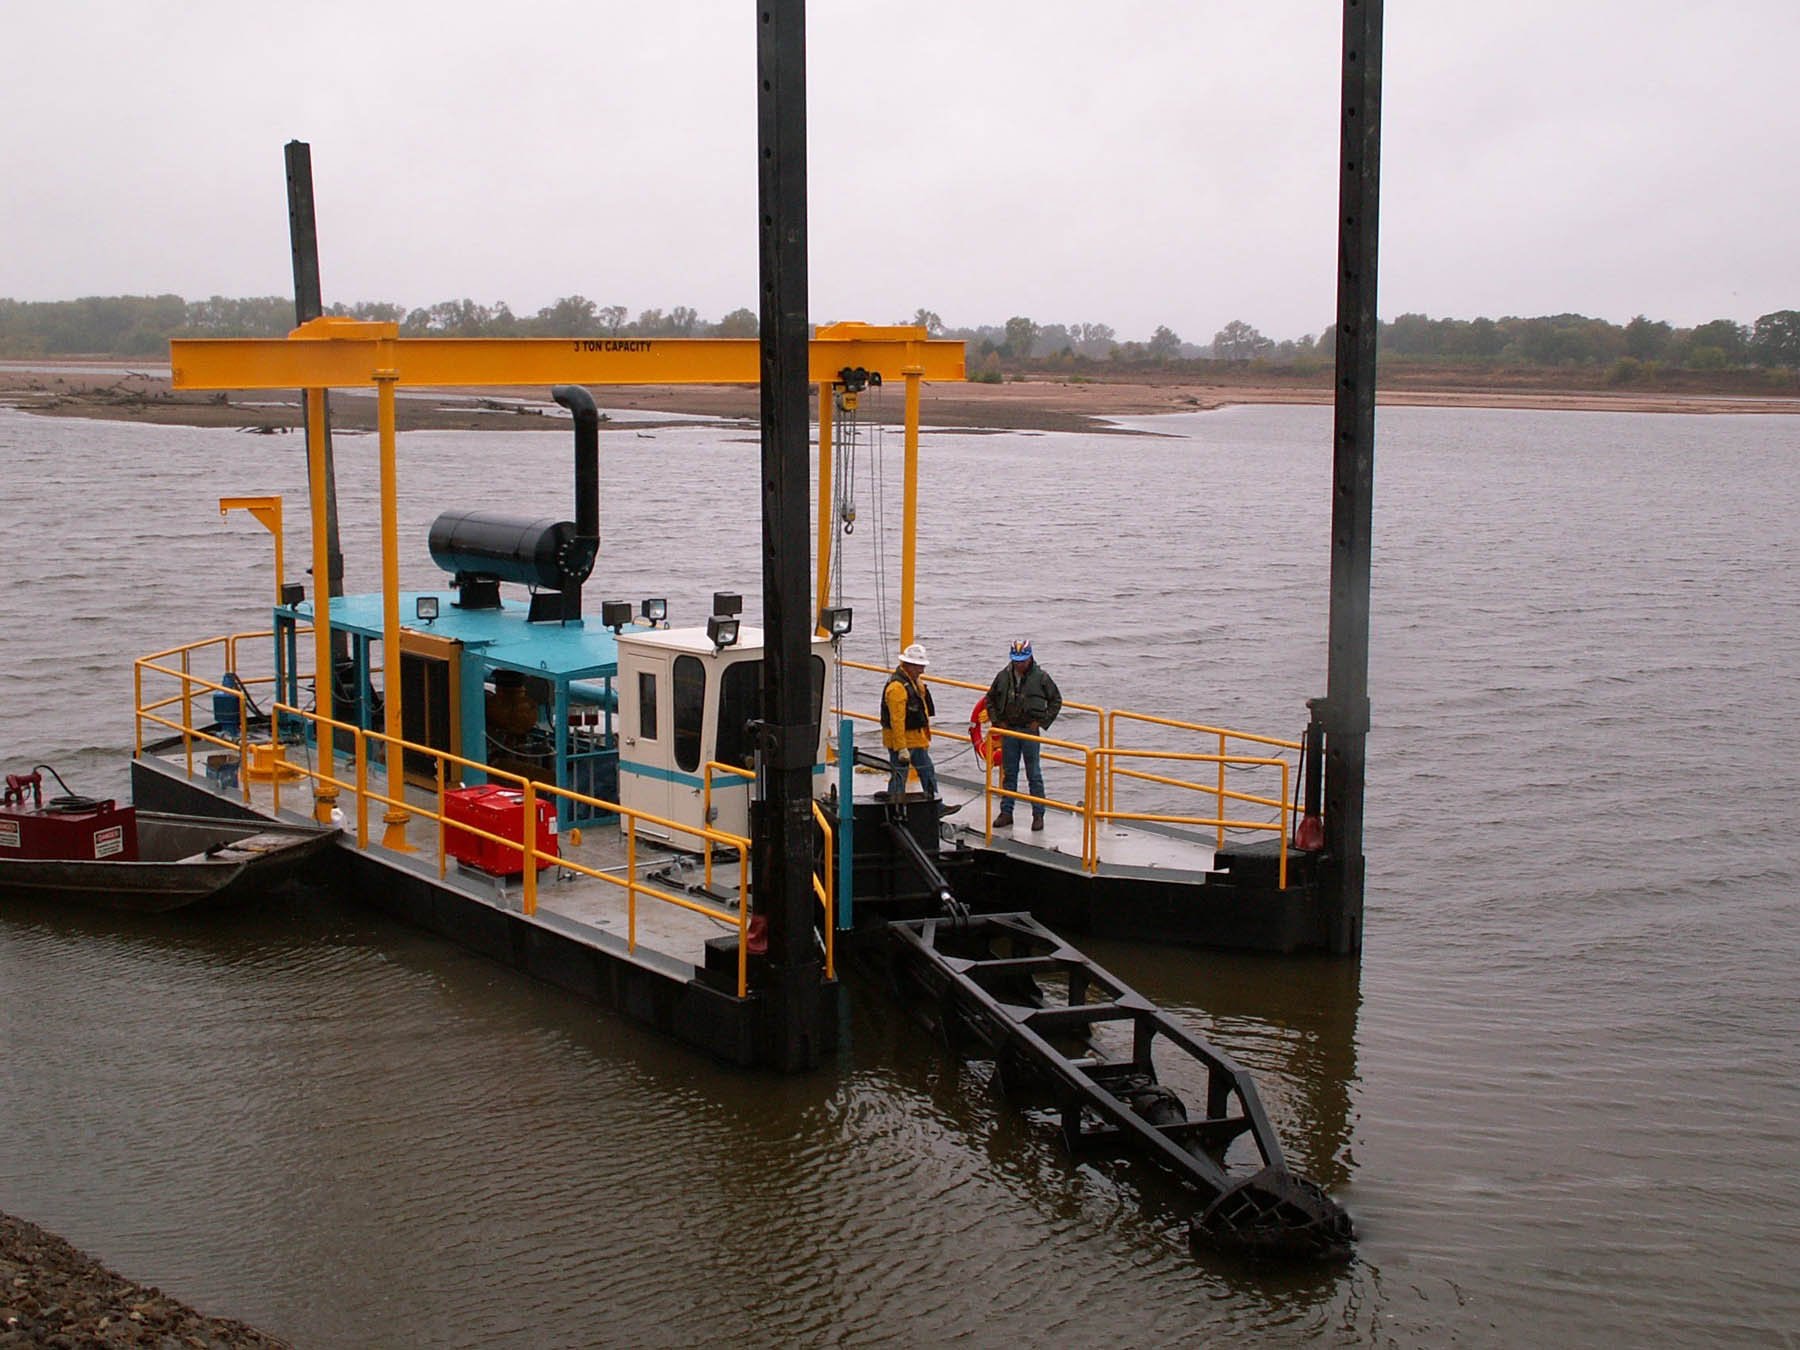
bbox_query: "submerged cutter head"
[1191,1166,1354,1263]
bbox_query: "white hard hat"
[901,642,929,667]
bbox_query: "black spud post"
[283,141,344,631]
[755,0,826,1069]
[1322,0,1382,956]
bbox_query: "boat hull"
[0,813,338,913]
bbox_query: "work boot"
[993,812,1013,829]
[1031,816,1046,832]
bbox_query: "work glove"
[898,751,911,766]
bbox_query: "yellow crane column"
[304,387,338,826]
[899,368,922,651]
[375,359,412,850]
[814,381,833,632]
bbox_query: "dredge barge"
[128,0,1384,1258]
[132,316,1353,1250]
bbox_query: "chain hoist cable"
[834,384,858,537]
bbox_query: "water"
[2,401,1797,1346]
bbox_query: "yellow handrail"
[262,703,761,995]
[1091,747,1291,886]
[1109,706,1302,752]
[133,657,257,805]
[982,725,1095,855]
[136,632,763,996]
[139,630,1300,979]
[829,654,1301,878]
[1106,708,1300,846]
[701,759,756,890]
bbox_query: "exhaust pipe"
[551,385,601,619]
[552,384,600,548]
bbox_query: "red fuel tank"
[0,799,140,862]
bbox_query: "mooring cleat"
[1190,1165,1353,1262]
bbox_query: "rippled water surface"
[2,402,1797,1346]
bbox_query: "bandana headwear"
[1009,639,1033,663]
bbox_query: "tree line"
[2,293,1796,376]
[929,309,1800,379]
[0,294,762,357]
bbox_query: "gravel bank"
[1,1213,287,1348]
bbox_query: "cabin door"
[616,654,672,837]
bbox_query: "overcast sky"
[3,1,1795,343]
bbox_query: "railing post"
[1097,707,1111,824]
[436,758,448,879]
[1085,748,1098,872]
[239,698,252,805]
[626,824,637,951]
[703,767,715,891]
[183,668,197,776]
[355,734,368,848]
[984,728,1000,841]
[522,780,538,916]
[1215,731,1228,850]
[1278,762,1290,890]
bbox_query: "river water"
[1,400,1796,1347]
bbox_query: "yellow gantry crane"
[172,318,964,824]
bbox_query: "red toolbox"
[444,785,558,876]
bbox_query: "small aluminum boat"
[2,767,337,913]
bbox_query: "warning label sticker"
[93,825,124,859]
[0,820,18,849]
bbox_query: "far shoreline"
[3,359,1798,436]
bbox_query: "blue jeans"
[887,746,938,799]
[1001,735,1044,820]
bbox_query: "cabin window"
[638,671,657,741]
[715,655,826,769]
[717,662,758,770]
[672,655,706,773]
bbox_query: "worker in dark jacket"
[986,639,1062,830]
[881,642,938,799]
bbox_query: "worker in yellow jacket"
[881,642,939,799]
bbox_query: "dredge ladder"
[882,864,1351,1258]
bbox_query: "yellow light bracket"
[219,495,285,605]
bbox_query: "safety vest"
[881,669,935,749]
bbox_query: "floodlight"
[601,600,633,634]
[713,591,743,617]
[280,583,306,608]
[707,615,741,650]
[819,606,853,638]
[415,595,440,623]
[641,598,668,623]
